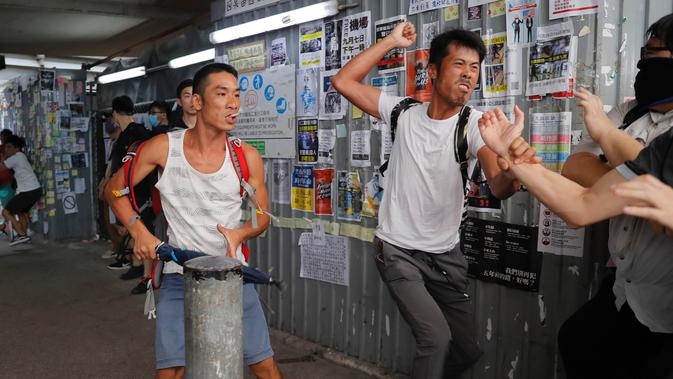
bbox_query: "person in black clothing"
[170,79,197,130]
[107,95,155,294]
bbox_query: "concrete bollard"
[183,255,244,379]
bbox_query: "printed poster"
[468,5,483,20]
[406,49,432,102]
[461,218,542,292]
[444,4,460,21]
[297,119,318,164]
[271,37,288,66]
[319,69,347,120]
[291,166,314,212]
[489,0,506,17]
[317,128,336,165]
[409,0,459,15]
[341,11,371,68]
[506,46,523,96]
[362,174,382,218]
[272,160,291,205]
[549,0,598,20]
[299,21,324,69]
[526,21,574,96]
[481,33,507,98]
[314,168,334,215]
[506,0,539,48]
[55,170,70,193]
[40,70,55,91]
[324,19,343,71]
[297,68,319,117]
[299,233,350,286]
[530,112,572,173]
[370,74,398,130]
[224,0,279,16]
[421,21,439,49]
[469,0,497,6]
[235,64,295,157]
[337,171,362,222]
[375,15,407,73]
[228,41,266,73]
[350,130,371,168]
[537,204,585,257]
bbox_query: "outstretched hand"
[217,224,244,259]
[612,174,673,236]
[575,87,612,143]
[478,106,525,159]
[387,22,416,49]
[496,136,543,171]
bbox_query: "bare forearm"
[561,152,611,187]
[598,128,645,166]
[237,213,270,241]
[488,171,518,199]
[104,173,152,238]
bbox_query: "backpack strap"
[453,106,473,230]
[112,141,148,213]
[379,97,422,176]
[227,136,264,229]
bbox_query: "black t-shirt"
[109,122,151,175]
[624,127,673,186]
[169,116,190,131]
[108,122,155,224]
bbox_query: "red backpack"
[112,135,263,262]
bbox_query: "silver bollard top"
[184,255,243,281]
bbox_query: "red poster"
[406,49,433,102]
[314,168,334,215]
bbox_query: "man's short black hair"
[176,79,193,99]
[149,100,169,113]
[0,129,13,139]
[5,135,24,149]
[647,13,673,51]
[429,29,486,69]
[192,63,239,97]
[112,95,134,115]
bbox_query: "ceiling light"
[97,66,146,84]
[168,48,215,69]
[209,0,339,44]
[4,55,107,72]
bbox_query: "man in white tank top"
[106,64,281,379]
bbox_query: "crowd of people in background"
[98,79,197,295]
[0,129,41,247]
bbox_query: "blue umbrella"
[154,242,282,289]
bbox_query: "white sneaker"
[9,235,31,247]
[101,249,117,259]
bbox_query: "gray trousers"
[375,238,482,379]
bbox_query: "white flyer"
[350,130,371,168]
[299,232,350,286]
[549,0,598,20]
[421,21,439,49]
[409,0,459,15]
[340,11,372,68]
[317,128,336,165]
[526,21,575,96]
[271,159,291,205]
[319,69,347,120]
[296,68,319,117]
[271,37,288,66]
[537,204,585,257]
[299,21,324,69]
[506,0,539,48]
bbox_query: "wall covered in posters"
[93,0,656,376]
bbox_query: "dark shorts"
[5,188,41,215]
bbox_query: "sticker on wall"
[297,119,319,164]
[292,166,314,212]
[314,168,335,216]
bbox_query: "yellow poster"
[444,4,459,21]
[489,0,506,17]
[291,166,314,212]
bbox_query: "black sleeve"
[624,128,673,186]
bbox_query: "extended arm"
[561,152,612,187]
[575,88,645,165]
[216,143,270,258]
[105,134,168,259]
[479,108,630,227]
[331,22,416,119]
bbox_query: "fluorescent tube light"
[168,48,215,69]
[5,55,107,72]
[209,0,339,44]
[97,66,146,84]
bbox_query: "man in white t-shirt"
[332,23,534,378]
[0,135,41,246]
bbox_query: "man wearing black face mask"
[554,13,673,379]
